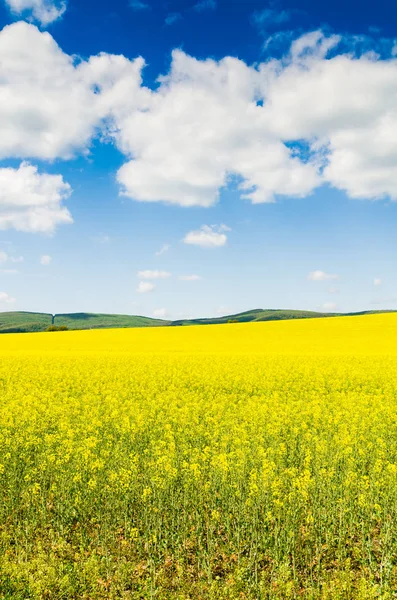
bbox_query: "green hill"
[53,313,169,330]
[0,312,53,333]
[170,308,342,326]
[0,308,394,334]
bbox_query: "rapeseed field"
[1,314,397,599]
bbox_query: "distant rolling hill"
[0,309,394,334]
[170,308,342,326]
[0,312,53,333]
[0,312,169,333]
[54,313,170,330]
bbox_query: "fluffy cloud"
[137,281,155,293]
[0,22,145,161]
[0,291,16,304]
[179,274,201,281]
[0,163,72,233]
[115,49,318,206]
[262,32,397,201]
[0,252,8,263]
[137,270,171,279]
[328,287,339,294]
[40,254,52,265]
[4,0,66,26]
[114,31,397,206]
[374,278,382,286]
[183,225,229,248]
[153,308,169,318]
[308,270,338,281]
[4,23,397,210]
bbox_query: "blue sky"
[0,0,396,319]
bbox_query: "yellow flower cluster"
[0,314,397,598]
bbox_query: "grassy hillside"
[170,308,342,326]
[54,313,170,330]
[0,312,53,333]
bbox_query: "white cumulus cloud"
[137,281,155,293]
[183,225,229,248]
[40,254,52,265]
[0,252,8,263]
[114,32,397,207]
[4,0,66,26]
[3,24,397,212]
[0,22,145,161]
[0,163,72,233]
[262,31,397,202]
[137,270,171,280]
[115,49,319,206]
[308,270,338,281]
[374,278,382,286]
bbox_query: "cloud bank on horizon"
[1,19,397,234]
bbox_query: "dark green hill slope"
[54,313,169,330]
[170,308,342,326]
[0,312,53,333]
